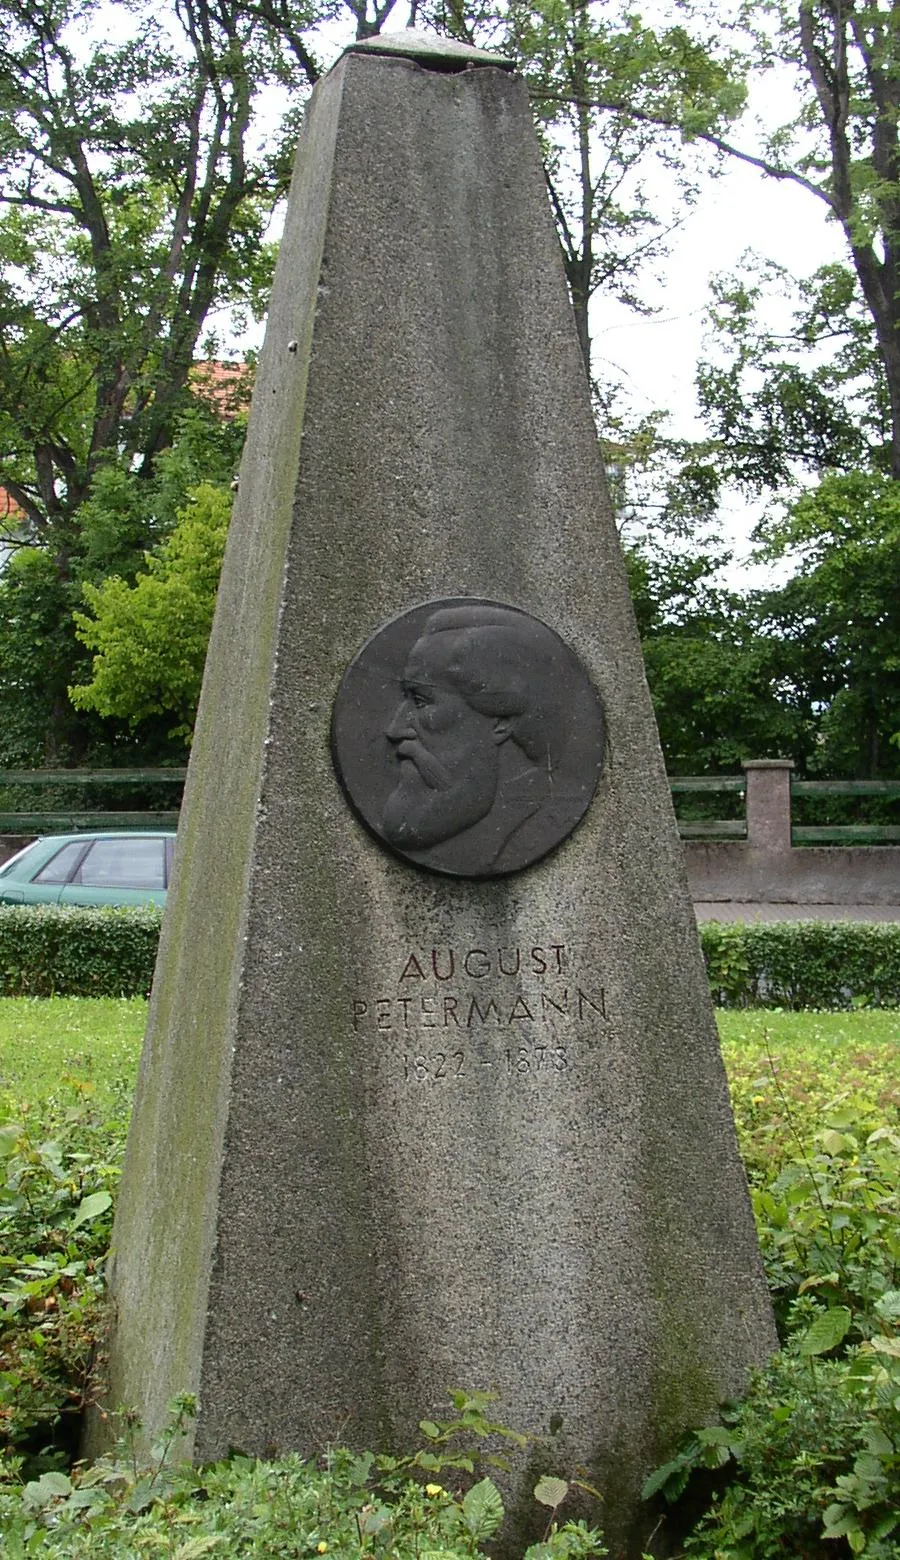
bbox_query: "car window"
[73,838,166,890]
[0,842,43,878]
[32,841,89,885]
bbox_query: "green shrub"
[0,1008,896,1554]
[0,908,162,998]
[0,1393,608,1558]
[4,911,900,1008]
[645,1094,900,1557]
[723,1017,899,1188]
[700,921,900,1008]
[649,1340,900,1559]
[0,1080,129,1462]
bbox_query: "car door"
[58,836,168,907]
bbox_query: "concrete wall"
[686,841,900,910]
[686,761,900,919]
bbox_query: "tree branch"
[527,89,838,214]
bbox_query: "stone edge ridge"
[343,28,515,71]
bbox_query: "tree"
[70,482,232,743]
[627,544,817,773]
[755,470,900,777]
[662,1,900,488]
[0,547,88,767]
[0,0,340,758]
[0,404,244,762]
[788,0,900,478]
[0,0,291,547]
[694,258,888,497]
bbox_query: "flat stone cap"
[344,28,514,71]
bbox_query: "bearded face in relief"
[381,606,564,858]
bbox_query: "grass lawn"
[0,998,896,1124]
[718,1007,899,1106]
[0,996,146,1112]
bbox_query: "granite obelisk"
[96,34,775,1557]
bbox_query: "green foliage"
[4,913,900,1008]
[0,908,162,998]
[0,553,95,769]
[686,5,900,481]
[0,1001,895,1552]
[0,0,281,538]
[627,547,815,772]
[0,1079,128,1462]
[652,1343,900,1559]
[694,260,886,498]
[71,484,232,739]
[0,1392,608,1557]
[721,1010,899,1187]
[753,1119,899,1337]
[645,1008,900,1559]
[700,921,900,1009]
[753,472,900,779]
[0,416,243,767]
[0,0,277,764]
[626,459,900,778]
[494,0,749,364]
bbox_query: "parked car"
[0,832,176,908]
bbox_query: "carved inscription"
[403,1042,570,1082]
[352,941,608,1082]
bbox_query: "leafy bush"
[0,1079,129,1462]
[724,1020,899,1194]
[0,1008,896,1554]
[701,921,900,1008]
[4,912,900,1008]
[0,908,162,998]
[648,1338,900,1559]
[0,1393,609,1558]
[646,1095,900,1557]
[753,1119,899,1337]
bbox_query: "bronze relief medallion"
[331,599,606,878]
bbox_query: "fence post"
[742,759,794,851]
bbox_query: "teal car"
[0,831,176,907]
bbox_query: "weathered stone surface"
[347,27,514,69]
[95,47,776,1558]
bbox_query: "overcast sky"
[588,63,846,581]
[593,158,844,441]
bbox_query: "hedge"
[700,919,900,1009]
[1,905,900,1007]
[0,904,163,997]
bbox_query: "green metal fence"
[1,768,899,844]
[668,774,900,845]
[0,770,184,835]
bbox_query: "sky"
[593,161,843,444]
[587,65,846,583]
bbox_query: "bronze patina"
[332,599,606,877]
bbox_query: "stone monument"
[95,32,776,1557]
